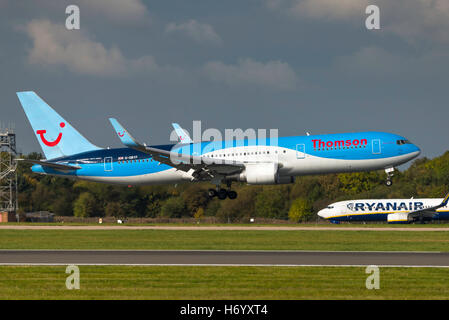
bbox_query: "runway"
[1,250,449,267]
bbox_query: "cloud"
[289,0,368,21]
[334,46,405,78]
[76,0,149,24]
[266,0,449,44]
[383,0,449,44]
[24,19,159,77]
[165,19,222,45]
[333,46,449,80]
[203,58,299,91]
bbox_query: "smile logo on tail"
[117,130,125,137]
[36,122,65,147]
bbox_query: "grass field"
[1,265,448,300]
[1,229,449,251]
[2,228,449,300]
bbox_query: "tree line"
[12,151,449,222]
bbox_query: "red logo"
[312,138,368,149]
[118,131,125,137]
[36,122,65,147]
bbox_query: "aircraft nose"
[414,144,421,155]
[317,209,328,219]
[409,144,421,158]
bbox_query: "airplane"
[318,193,449,224]
[16,91,421,200]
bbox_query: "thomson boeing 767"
[17,91,421,199]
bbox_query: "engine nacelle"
[244,163,278,184]
[239,163,294,185]
[387,212,411,224]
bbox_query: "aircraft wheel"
[227,190,238,200]
[385,179,393,187]
[217,189,228,200]
[208,189,218,198]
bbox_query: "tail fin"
[441,193,449,207]
[16,91,101,159]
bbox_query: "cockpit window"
[396,139,411,145]
[327,206,334,209]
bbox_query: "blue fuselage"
[32,131,421,185]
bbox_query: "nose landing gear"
[385,167,395,186]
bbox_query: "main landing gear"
[208,181,238,200]
[385,167,395,187]
[208,188,238,200]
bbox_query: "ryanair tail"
[16,91,101,159]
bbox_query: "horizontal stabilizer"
[17,159,81,171]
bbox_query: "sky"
[1,0,448,165]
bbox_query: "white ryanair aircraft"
[318,193,449,224]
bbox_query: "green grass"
[1,229,449,251]
[5,222,449,227]
[0,265,448,299]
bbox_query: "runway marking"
[1,263,449,268]
[2,250,449,267]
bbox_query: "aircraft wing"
[172,123,193,144]
[109,118,244,180]
[407,193,449,219]
[17,159,81,171]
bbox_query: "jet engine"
[387,212,411,224]
[239,163,294,185]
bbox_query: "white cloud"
[4,0,150,24]
[165,20,222,45]
[267,0,449,44]
[289,0,368,21]
[203,58,299,91]
[383,0,449,44]
[24,19,158,77]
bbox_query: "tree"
[194,207,204,220]
[181,185,209,216]
[216,186,259,222]
[288,198,313,223]
[160,197,186,218]
[104,202,124,217]
[254,186,288,219]
[338,172,380,196]
[73,192,98,217]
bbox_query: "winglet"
[172,123,193,144]
[108,118,142,148]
